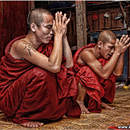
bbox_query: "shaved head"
[98,30,117,44]
[27,8,53,30]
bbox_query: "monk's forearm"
[49,34,63,67]
[62,36,73,68]
[113,53,124,76]
[102,52,120,78]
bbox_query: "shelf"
[86,1,127,11]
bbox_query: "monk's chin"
[105,54,112,59]
[106,56,111,60]
[43,40,51,44]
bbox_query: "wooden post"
[28,0,35,12]
[75,1,87,49]
[126,3,130,84]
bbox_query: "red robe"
[73,44,117,113]
[0,36,81,124]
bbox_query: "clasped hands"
[52,12,70,37]
[115,35,130,55]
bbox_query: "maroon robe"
[73,44,117,113]
[0,36,81,124]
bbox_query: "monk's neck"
[92,46,102,59]
[25,33,41,49]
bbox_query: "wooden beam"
[75,1,87,49]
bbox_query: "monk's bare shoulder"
[10,39,36,59]
[79,48,96,64]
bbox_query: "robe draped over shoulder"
[73,44,117,112]
[0,36,81,124]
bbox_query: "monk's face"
[35,14,54,44]
[101,40,115,59]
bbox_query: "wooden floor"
[0,87,130,130]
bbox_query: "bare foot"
[21,121,44,128]
[77,101,89,114]
[101,102,114,110]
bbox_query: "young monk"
[0,8,81,128]
[73,30,130,114]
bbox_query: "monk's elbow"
[117,73,122,77]
[52,65,61,73]
[65,61,74,68]
[113,72,122,77]
[101,74,109,79]
[55,67,61,73]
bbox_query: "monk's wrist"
[54,33,63,39]
[113,51,120,56]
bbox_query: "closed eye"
[45,25,52,29]
[109,46,114,49]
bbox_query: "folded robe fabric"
[73,43,117,112]
[0,36,81,124]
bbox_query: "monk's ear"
[30,23,37,32]
[97,41,103,49]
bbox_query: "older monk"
[0,8,81,128]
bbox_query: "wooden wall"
[87,9,124,32]
[0,1,28,59]
[86,4,125,32]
